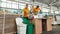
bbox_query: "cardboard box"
[34,19,42,34]
[46,18,53,31]
[33,18,52,34]
[0,17,3,34]
[0,14,20,34]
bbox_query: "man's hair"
[37,5,39,8]
[26,4,28,6]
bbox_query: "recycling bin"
[16,17,27,34]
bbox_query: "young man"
[22,4,34,34]
[22,4,29,24]
[23,4,29,18]
[32,5,41,15]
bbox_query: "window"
[6,3,11,8]
[0,0,33,14]
[1,2,6,7]
[7,0,17,2]
[55,11,59,14]
[1,0,6,2]
[42,8,49,12]
[51,11,54,13]
[11,3,18,9]
[5,8,21,14]
[19,3,25,9]
[6,0,12,3]
[0,1,1,7]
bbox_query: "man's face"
[26,4,28,8]
[36,6,39,8]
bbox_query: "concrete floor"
[15,25,60,34]
[43,25,60,34]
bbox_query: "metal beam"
[49,0,59,5]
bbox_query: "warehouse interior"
[0,0,60,34]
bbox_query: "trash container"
[22,17,34,34]
[27,23,34,34]
[16,17,27,34]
